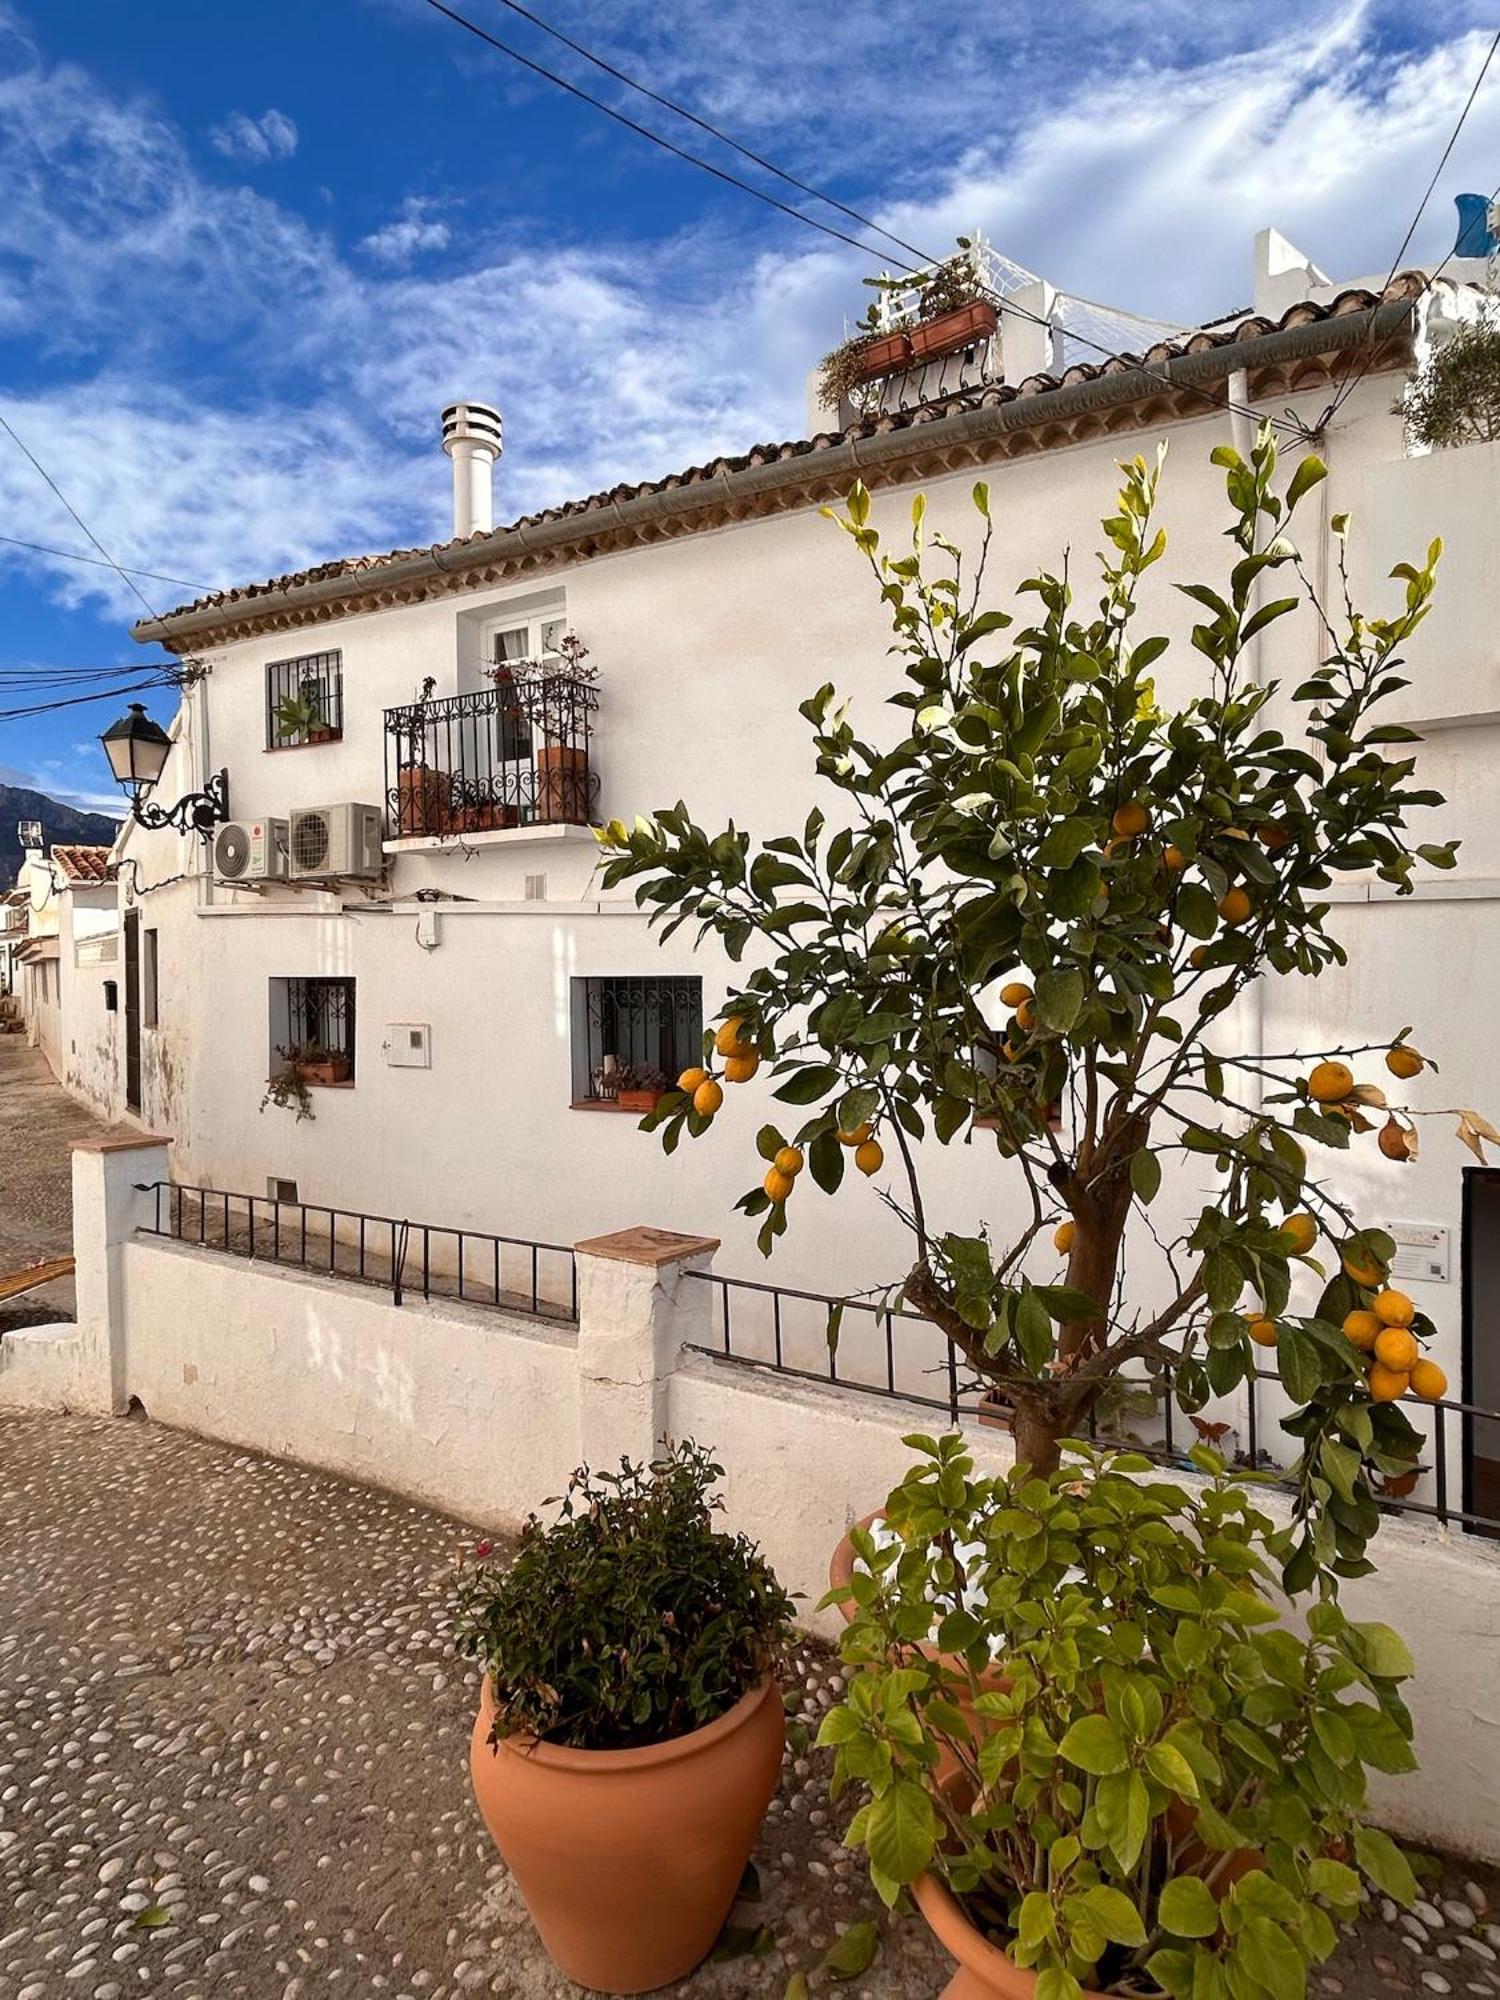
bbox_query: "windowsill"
[264,735,344,753]
[384,823,597,856]
[302,1078,355,1090]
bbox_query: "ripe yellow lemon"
[1246,1316,1279,1348]
[1409,1358,1448,1402]
[1015,998,1037,1032]
[723,1052,760,1083]
[1054,1220,1076,1254]
[1112,802,1150,839]
[714,1017,751,1057]
[1162,844,1187,873]
[1385,1045,1424,1080]
[999,981,1033,1008]
[1373,1289,1415,1329]
[774,1146,804,1177]
[677,1066,709,1092]
[837,1122,873,1147]
[1280,1212,1318,1257]
[1218,887,1252,926]
[763,1166,794,1204]
[1342,1243,1386,1287]
[1343,1310,1381,1352]
[693,1079,724,1117]
[1374,1327,1419,1372]
[1368,1363,1409,1403]
[854,1139,884,1177]
[1308,1060,1355,1104]
[1188,945,1210,970]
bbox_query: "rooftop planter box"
[909,296,998,361]
[848,328,914,385]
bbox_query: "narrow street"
[0,1035,129,1329]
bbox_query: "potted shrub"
[614,1062,670,1113]
[822,1435,1419,2000]
[456,1442,794,1995]
[273,681,337,747]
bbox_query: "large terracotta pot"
[535,742,589,823]
[913,1872,1110,2000]
[469,1672,784,1995]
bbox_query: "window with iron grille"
[571,975,701,1103]
[266,650,344,749]
[271,975,356,1083]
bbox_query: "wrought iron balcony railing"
[383,672,599,839]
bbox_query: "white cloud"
[209,108,298,164]
[359,197,452,266]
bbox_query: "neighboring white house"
[13,841,119,1077]
[57,223,1500,1505]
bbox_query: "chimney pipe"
[441,400,503,538]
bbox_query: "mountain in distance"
[0,783,121,888]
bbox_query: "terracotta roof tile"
[50,845,116,883]
[150,275,1434,629]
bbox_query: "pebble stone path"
[1,1409,1497,2000]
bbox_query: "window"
[270,975,356,1084]
[571,976,702,1106]
[266,649,343,749]
[103,980,118,1013]
[142,929,159,1028]
[489,618,563,761]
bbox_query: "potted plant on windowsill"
[822,1437,1420,2000]
[456,1443,793,1995]
[613,1062,670,1113]
[273,683,338,748]
[288,1042,351,1087]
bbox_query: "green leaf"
[820,1919,880,1980]
[712,1923,775,1961]
[1350,1622,1414,1681]
[1035,967,1086,1035]
[756,1124,786,1163]
[1082,1885,1147,1947]
[1354,1827,1418,1905]
[784,1977,811,2000]
[1286,453,1328,510]
[866,1780,938,1884]
[1037,818,1095,868]
[1036,1968,1084,2000]
[774,1065,842,1105]
[1130,1150,1162,1204]
[1144,1741,1200,1801]
[1235,1914,1306,1996]
[1097,1771,1149,1874]
[130,1906,173,1931]
[1158,1874,1221,1938]
[1059,1714,1129,1776]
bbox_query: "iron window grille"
[266,650,344,750]
[572,975,701,1103]
[279,975,356,1081]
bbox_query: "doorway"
[1461,1168,1500,1534]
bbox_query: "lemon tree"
[598,431,1478,1589]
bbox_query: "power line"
[484,0,936,270]
[0,412,161,621]
[1318,26,1500,429]
[0,676,179,723]
[424,0,1309,439]
[0,532,208,593]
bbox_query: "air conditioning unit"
[287,803,384,881]
[213,818,289,883]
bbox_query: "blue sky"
[2,0,1498,809]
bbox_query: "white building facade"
[58,235,1500,1510]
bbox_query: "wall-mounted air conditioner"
[213,818,289,883]
[287,804,384,881]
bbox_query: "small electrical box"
[385,1022,431,1069]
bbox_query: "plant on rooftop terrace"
[822,1438,1418,1998]
[1399,318,1500,449]
[817,239,987,411]
[596,428,1492,1592]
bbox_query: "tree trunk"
[1010,1397,1066,1477]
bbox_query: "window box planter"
[294,1055,352,1087]
[909,298,998,361]
[615,1088,666,1113]
[849,328,914,385]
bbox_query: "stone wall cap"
[71,1134,173,1154]
[574,1226,720,1267]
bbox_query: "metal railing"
[136,1181,577,1325]
[383,675,598,839]
[685,1270,1500,1539]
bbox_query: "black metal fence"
[136,1181,577,1324]
[384,673,598,839]
[684,1269,1500,1538]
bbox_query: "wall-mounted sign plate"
[1386,1221,1450,1284]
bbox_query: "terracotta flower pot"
[469,1671,784,1994]
[850,328,914,384]
[397,763,450,837]
[294,1057,351,1086]
[535,743,590,824]
[914,1872,1111,2000]
[616,1088,664,1112]
[909,299,1000,362]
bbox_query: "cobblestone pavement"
[1,1411,1497,2000]
[0,1036,129,1329]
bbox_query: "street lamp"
[100,703,229,838]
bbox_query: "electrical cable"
[0,412,162,622]
[1316,27,1500,430]
[0,533,209,593]
[0,676,180,722]
[423,0,1312,439]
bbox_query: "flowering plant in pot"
[820,1436,1419,2000]
[613,1061,670,1112]
[455,1442,794,1995]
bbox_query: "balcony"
[383,671,599,847]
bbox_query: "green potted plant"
[287,1041,351,1086]
[259,1062,315,1122]
[614,1061,670,1113]
[822,1435,1418,2000]
[273,680,337,747]
[456,1442,794,1995]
